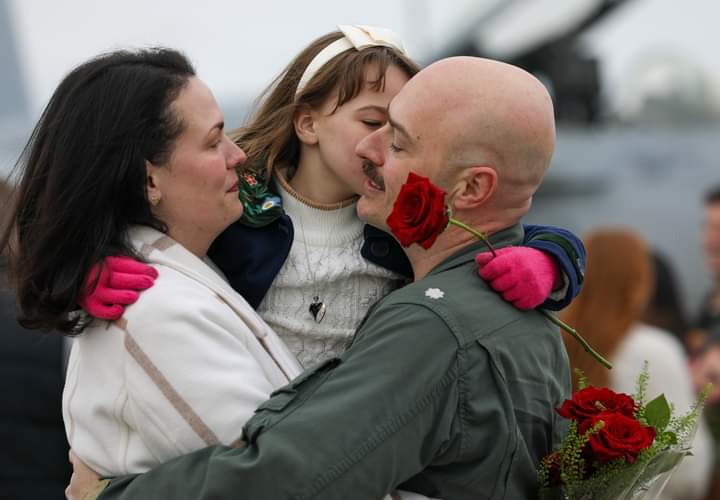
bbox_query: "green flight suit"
[99,224,571,500]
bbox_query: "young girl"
[82,26,585,368]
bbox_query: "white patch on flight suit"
[424,288,445,300]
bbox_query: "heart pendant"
[309,299,326,323]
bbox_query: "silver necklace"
[297,214,331,323]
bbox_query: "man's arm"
[99,303,460,500]
[522,224,586,309]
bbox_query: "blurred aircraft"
[434,0,634,124]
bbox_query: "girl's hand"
[78,256,158,320]
[475,246,561,310]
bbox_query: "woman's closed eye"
[208,135,224,149]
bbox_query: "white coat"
[63,226,302,476]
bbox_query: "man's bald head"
[355,57,557,242]
[394,57,556,215]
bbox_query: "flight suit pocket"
[255,387,297,412]
[258,357,342,412]
[289,356,342,389]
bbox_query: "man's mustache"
[362,161,385,191]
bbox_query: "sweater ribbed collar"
[276,178,363,246]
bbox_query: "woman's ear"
[451,166,497,211]
[293,105,319,146]
[145,160,163,206]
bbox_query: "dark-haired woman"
[1,48,301,476]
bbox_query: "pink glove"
[475,246,561,310]
[78,256,158,320]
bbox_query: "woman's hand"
[66,451,103,500]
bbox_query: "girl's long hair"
[233,30,420,179]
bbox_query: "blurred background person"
[696,186,720,339]
[689,186,720,500]
[560,227,713,500]
[0,179,70,499]
[643,250,693,351]
[689,186,720,399]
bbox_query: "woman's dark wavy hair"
[0,47,195,333]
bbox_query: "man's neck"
[405,216,509,280]
[405,235,472,281]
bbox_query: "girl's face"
[309,64,409,199]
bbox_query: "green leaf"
[645,394,671,430]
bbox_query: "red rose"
[386,172,449,249]
[579,411,656,464]
[556,386,636,422]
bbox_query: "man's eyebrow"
[387,112,412,143]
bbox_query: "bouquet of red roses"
[538,367,708,500]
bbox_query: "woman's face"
[147,77,246,255]
[310,63,409,199]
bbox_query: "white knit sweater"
[256,182,405,368]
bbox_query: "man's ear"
[293,105,319,146]
[451,166,497,210]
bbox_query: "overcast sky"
[6,0,720,117]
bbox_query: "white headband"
[295,24,406,96]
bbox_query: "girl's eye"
[362,120,382,128]
[390,143,403,153]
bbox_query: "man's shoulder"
[350,280,459,359]
[381,261,557,346]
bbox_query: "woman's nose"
[227,138,247,169]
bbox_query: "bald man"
[77,57,571,500]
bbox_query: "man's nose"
[356,128,384,167]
